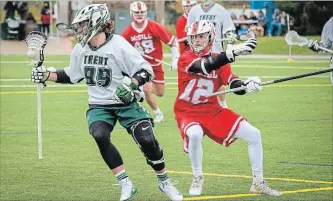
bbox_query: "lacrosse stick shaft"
[318,46,333,54]
[37,84,43,160]
[206,68,333,97]
[142,54,171,67]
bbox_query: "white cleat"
[249,181,282,196]
[189,175,204,196]
[154,113,164,123]
[119,178,137,201]
[158,179,183,201]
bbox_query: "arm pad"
[229,79,246,95]
[55,70,73,84]
[133,69,151,86]
[188,52,231,75]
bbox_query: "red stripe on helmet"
[137,2,142,11]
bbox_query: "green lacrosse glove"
[115,77,138,105]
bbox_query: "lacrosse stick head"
[239,30,256,41]
[56,22,75,35]
[285,30,309,47]
[24,31,47,66]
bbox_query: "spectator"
[248,11,257,21]
[4,1,18,19]
[238,14,249,35]
[268,9,282,36]
[250,10,268,37]
[18,2,28,21]
[40,1,52,37]
[230,12,240,34]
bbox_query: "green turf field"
[0,55,332,201]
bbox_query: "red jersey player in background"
[176,0,197,54]
[174,20,282,197]
[122,1,180,123]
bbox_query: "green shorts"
[86,102,153,132]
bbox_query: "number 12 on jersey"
[179,78,214,104]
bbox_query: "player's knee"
[154,90,164,97]
[186,125,204,142]
[131,120,165,167]
[89,121,112,143]
[247,125,262,144]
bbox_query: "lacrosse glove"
[308,39,320,52]
[115,77,140,105]
[244,76,262,94]
[31,66,56,84]
[226,38,257,62]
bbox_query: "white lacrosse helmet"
[71,4,110,47]
[182,0,197,6]
[182,0,197,15]
[130,1,147,26]
[187,20,216,56]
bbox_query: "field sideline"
[0,55,332,201]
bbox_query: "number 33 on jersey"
[174,51,238,117]
[122,20,176,66]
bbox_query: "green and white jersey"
[186,3,236,53]
[64,34,154,105]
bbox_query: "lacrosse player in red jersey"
[30,4,183,201]
[122,1,180,123]
[176,0,197,54]
[174,20,282,197]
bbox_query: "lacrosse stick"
[141,54,172,67]
[216,30,256,42]
[206,68,333,97]
[24,31,48,160]
[285,31,333,54]
[56,22,74,34]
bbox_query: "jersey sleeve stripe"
[177,37,187,42]
[168,36,176,46]
[185,58,202,73]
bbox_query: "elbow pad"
[55,70,73,84]
[133,69,151,86]
[189,52,231,74]
[229,79,246,95]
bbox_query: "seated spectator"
[250,10,267,37]
[268,9,282,36]
[238,14,249,35]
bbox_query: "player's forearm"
[188,52,231,75]
[132,69,151,86]
[47,72,57,82]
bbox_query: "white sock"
[154,108,162,114]
[234,120,263,184]
[219,100,228,108]
[186,125,204,176]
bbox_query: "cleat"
[249,180,282,196]
[158,179,183,201]
[189,175,204,196]
[119,178,137,201]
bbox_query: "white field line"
[0,75,329,82]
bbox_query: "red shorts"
[151,64,164,84]
[176,108,246,152]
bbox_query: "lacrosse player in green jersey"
[30,4,183,201]
[308,16,333,85]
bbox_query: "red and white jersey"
[174,50,238,118]
[176,14,191,54]
[122,19,176,66]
